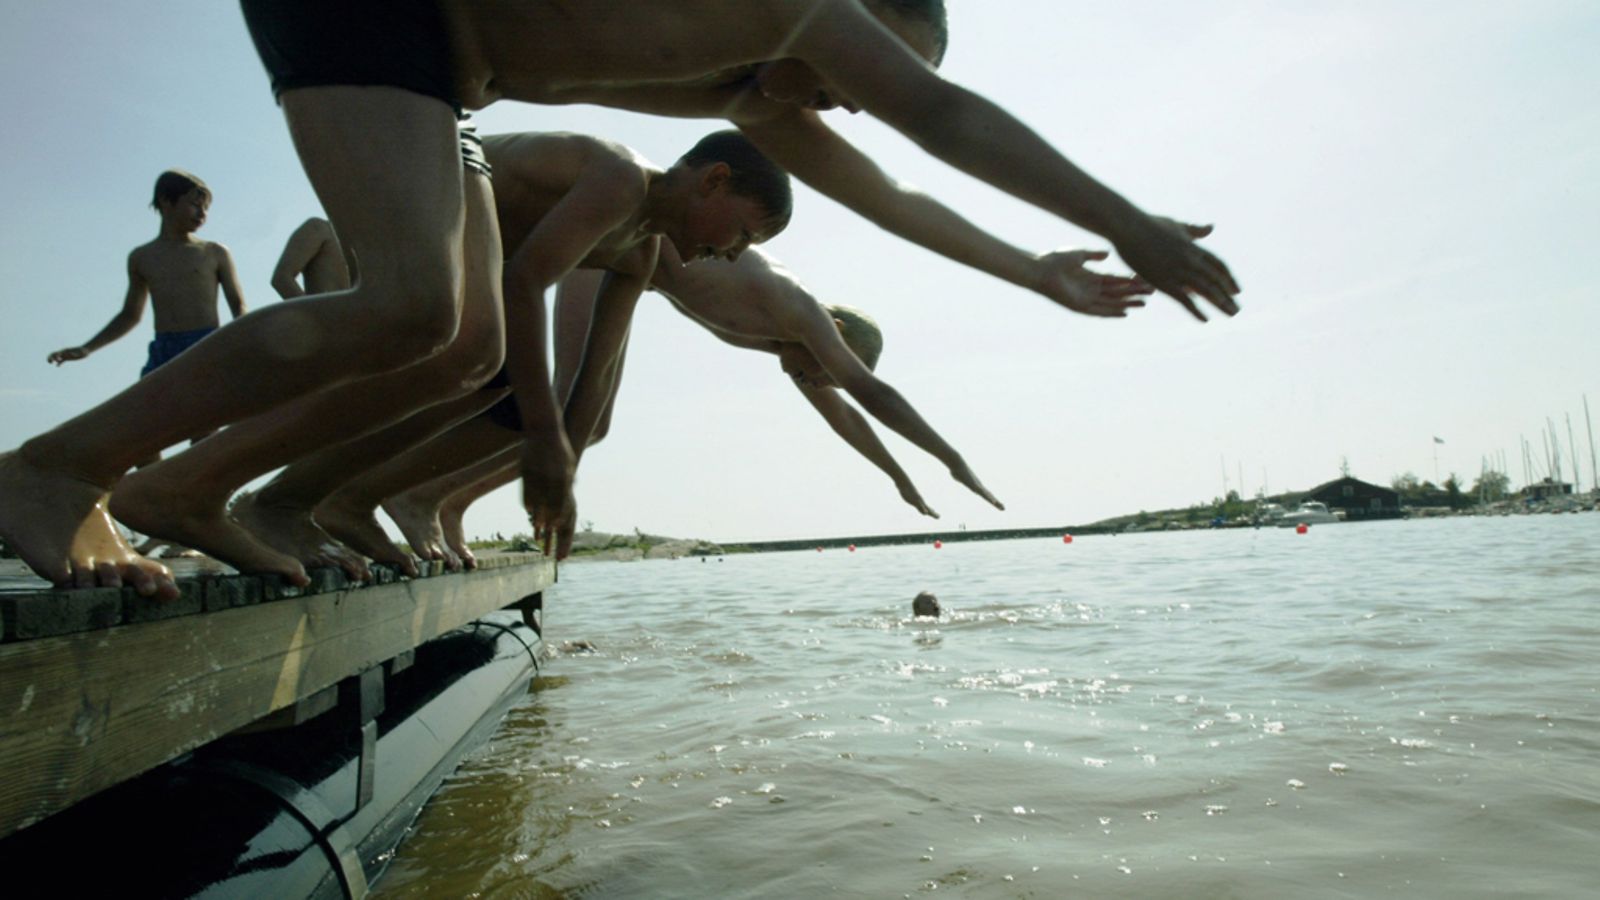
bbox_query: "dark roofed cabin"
[1306,476,1402,521]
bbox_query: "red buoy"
[848,544,856,552]
[934,540,943,549]
[1295,523,1309,535]
[1062,534,1074,544]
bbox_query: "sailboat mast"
[1586,394,1597,497]
[1568,414,1580,494]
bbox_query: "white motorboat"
[1276,501,1340,527]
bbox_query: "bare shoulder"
[204,240,236,264]
[296,217,335,241]
[127,238,161,272]
[487,131,648,194]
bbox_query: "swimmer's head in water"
[669,130,793,264]
[755,0,948,113]
[779,305,883,389]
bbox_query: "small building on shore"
[1306,476,1403,521]
[1521,478,1574,502]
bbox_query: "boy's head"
[755,0,948,112]
[668,131,792,264]
[779,305,884,389]
[150,169,211,231]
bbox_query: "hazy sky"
[2,2,1596,544]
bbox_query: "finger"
[1197,248,1241,296]
[1163,285,1207,322]
[1190,267,1239,315]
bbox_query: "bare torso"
[440,0,793,110]
[131,238,225,333]
[648,246,812,352]
[483,131,660,276]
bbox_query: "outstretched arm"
[798,383,937,518]
[789,0,1238,319]
[47,252,148,364]
[741,111,1143,318]
[788,304,1002,510]
[215,244,247,318]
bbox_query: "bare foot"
[232,491,372,581]
[439,501,476,570]
[314,494,419,577]
[0,450,178,598]
[109,464,309,586]
[381,493,451,571]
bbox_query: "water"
[374,515,1599,898]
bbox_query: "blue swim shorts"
[141,327,216,378]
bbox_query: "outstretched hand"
[1112,216,1239,322]
[1035,249,1153,317]
[47,346,88,365]
[520,436,577,557]
[895,477,939,519]
[949,460,1004,511]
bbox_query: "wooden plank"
[0,554,554,838]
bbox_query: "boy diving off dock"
[0,0,1238,595]
[303,240,1149,569]
[226,129,792,577]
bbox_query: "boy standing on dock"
[47,170,247,381]
[48,168,247,486]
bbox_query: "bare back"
[299,224,353,295]
[649,245,812,346]
[482,131,657,275]
[131,237,228,333]
[441,0,801,109]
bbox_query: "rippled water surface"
[375,515,1599,898]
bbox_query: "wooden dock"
[0,552,556,840]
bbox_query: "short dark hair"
[151,169,210,210]
[678,131,793,233]
[870,0,949,64]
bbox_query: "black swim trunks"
[483,394,524,432]
[240,0,461,113]
[458,116,492,178]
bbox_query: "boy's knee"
[367,269,464,359]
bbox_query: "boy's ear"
[700,162,731,194]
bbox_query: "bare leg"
[227,175,507,577]
[436,456,520,568]
[1,87,466,591]
[329,413,510,568]
[300,390,501,573]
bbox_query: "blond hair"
[826,305,883,371]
